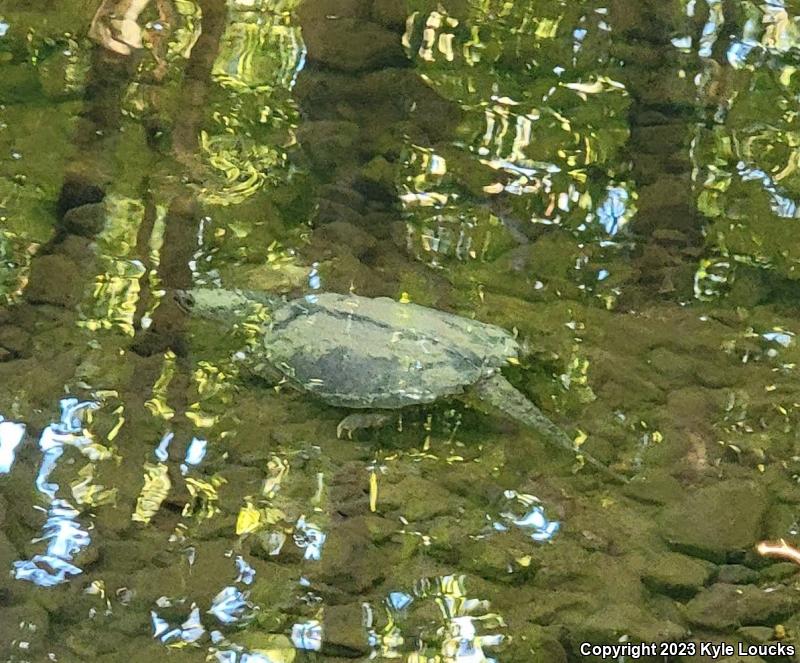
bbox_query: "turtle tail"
[473,373,628,483]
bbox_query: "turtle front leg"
[336,412,392,440]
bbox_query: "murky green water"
[2,0,800,661]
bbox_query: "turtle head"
[175,287,279,322]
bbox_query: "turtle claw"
[336,413,391,440]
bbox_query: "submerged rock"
[758,562,799,583]
[356,155,397,202]
[0,532,16,588]
[302,18,407,72]
[507,624,568,663]
[317,518,386,593]
[298,0,370,21]
[57,175,105,219]
[737,626,778,644]
[0,601,49,659]
[296,121,360,171]
[24,254,81,308]
[371,0,408,29]
[61,202,106,237]
[659,481,768,563]
[685,583,800,631]
[641,552,714,599]
[0,64,43,104]
[313,221,377,259]
[322,603,370,657]
[717,565,759,585]
[622,471,684,505]
[0,325,31,358]
[380,475,457,521]
[566,602,686,647]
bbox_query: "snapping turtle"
[180,288,625,482]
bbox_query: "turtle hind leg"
[336,412,393,440]
[471,373,629,484]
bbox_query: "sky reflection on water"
[13,398,100,588]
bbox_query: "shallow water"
[1,0,800,661]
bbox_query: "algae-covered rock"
[298,0,369,21]
[0,64,43,104]
[372,0,408,29]
[62,202,106,238]
[565,602,686,646]
[737,626,778,644]
[0,325,31,358]
[641,552,714,599]
[235,634,297,663]
[362,514,398,543]
[322,603,369,657]
[0,601,49,659]
[24,254,82,307]
[317,518,387,593]
[357,155,397,202]
[758,562,800,583]
[505,623,567,663]
[247,561,298,609]
[93,636,171,663]
[717,565,759,585]
[659,481,768,563]
[431,536,518,582]
[302,19,407,72]
[726,267,771,308]
[0,532,17,596]
[648,346,696,381]
[685,583,800,631]
[296,121,360,171]
[57,175,105,219]
[622,471,684,506]
[66,619,151,658]
[763,503,799,541]
[313,221,377,258]
[380,476,458,521]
